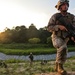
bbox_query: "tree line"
[0,23,74,45]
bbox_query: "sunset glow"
[0,0,75,32]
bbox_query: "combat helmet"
[55,0,69,10]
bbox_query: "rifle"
[57,15,75,39]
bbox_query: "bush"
[28,38,41,44]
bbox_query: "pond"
[0,52,75,60]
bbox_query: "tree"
[39,28,51,44]
[26,23,39,39]
[0,28,12,43]
[11,25,27,43]
[47,37,52,45]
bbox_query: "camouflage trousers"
[51,34,69,64]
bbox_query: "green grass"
[0,60,55,75]
[0,56,75,75]
[0,44,75,55]
[0,47,56,55]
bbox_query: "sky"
[0,0,75,32]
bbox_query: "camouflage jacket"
[47,12,75,38]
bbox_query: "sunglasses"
[59,0,69,2]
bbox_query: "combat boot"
[54,62,58,72]
[58,63,67,74]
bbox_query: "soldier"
[47,0,75,74]
[29,52,34,66]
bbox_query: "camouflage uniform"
[47,12,75,64]
[47,0,75,74]
[29,53,34,62]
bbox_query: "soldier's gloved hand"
[58,25,68,31]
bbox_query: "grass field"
[0,44,75,55]
[0,44,75,75]
[0,57,75,75]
